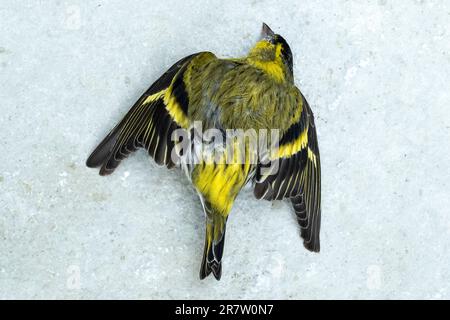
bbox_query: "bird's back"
[184,53,301,132]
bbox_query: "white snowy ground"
[1,0,449,299]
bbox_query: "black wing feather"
[254,94,321,252]
[86,53,201,175]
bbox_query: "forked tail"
[200,215,227,280]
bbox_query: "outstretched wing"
[86,53,205,175]
[253,93,321,252]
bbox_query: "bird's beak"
[261,22,275,41]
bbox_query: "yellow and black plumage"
[86,23,321,280]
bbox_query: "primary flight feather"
[86,23,321,280]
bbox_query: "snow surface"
[1,0,450,299]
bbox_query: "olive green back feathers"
[86,23,321,280]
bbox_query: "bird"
[86,23,321,280]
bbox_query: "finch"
[86,23,321,280]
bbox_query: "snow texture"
[1,0,449,299]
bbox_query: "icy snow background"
[1,0,449,299]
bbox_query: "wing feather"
[254,93,321,252]
[86,53,203,175]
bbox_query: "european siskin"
[86,23,321,280]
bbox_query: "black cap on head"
[275,35,293,74]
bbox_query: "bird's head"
[247,23,294,82]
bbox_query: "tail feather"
[200,218,227,280]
